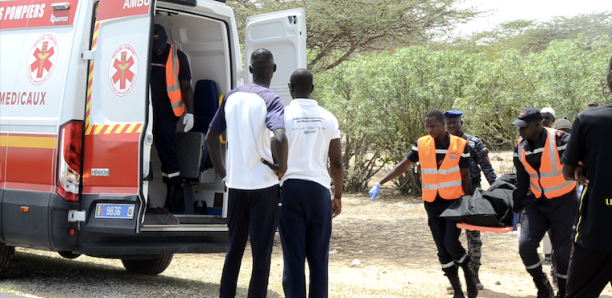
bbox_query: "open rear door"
[80,0,153,234]
[245,8,307,106]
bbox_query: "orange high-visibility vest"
[418,134,467,202]
[166,44,185,117]
[517,127,576,199]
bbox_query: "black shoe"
[448,276,465,298]
[534,274,555,298]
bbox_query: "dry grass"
[1,151,611,297]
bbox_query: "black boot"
[164,183,177,211]
[471,264,484,290]
[534,274,554,298]
[448,276,465,298]
[461,264,479,298]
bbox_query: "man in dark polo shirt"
[562,55,612,298]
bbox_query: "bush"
[315,40,612,194]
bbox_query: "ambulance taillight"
[57,121,83,202]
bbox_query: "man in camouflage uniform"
[445,110,498,290]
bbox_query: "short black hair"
[250,48,274,68]
[425,109,445,122]
[289,68,313,95]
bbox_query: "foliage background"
[315,40,612,193]
[228,1,612,193]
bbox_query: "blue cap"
[444,110,463,119]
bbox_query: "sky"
[455,0,612,36]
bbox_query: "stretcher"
[457,222,515,234]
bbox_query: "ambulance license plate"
[95,204,135,219]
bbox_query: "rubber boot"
[472,265,484,290]
[461,264,478,298]
[164,183,176,212]
[534,274,555,298]
[448,276,465,298]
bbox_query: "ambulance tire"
[0,242,15,276]
[121,254,173,275]
[58,251,81,259]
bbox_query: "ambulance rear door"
[244,8,307,106]
[80,0,154,234]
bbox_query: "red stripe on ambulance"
[0,134,57,192]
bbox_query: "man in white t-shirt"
[206,48,288,298]
[262,68,343,298]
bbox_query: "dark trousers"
[219,185,281,298]
[153,118,180,184]
[519,195,576,290]
[466,178,483,271]
[566,244,612,298]
[425,198,468,278]
[279,179,332,298]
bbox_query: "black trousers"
[153,118,180,184]
[518,194,576,289]
[219,185,281,298]
[466,178,483,271]
[279,179,332,298]
[424,198,468,278]
[566,243,612,298]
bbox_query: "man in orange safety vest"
[512,108,576,298]
[150,24,195,212]
[369,109,478,298]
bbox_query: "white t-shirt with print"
[281,98,341,188]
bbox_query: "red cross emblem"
[112,51,135,90]
[30,41,55,79]
[27,35,59,86]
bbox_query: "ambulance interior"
[145,9,231,225]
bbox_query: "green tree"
[458,12,612,53]
[228,0,479,72]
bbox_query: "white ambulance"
[0,0,306,275]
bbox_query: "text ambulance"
[0,0,306,275]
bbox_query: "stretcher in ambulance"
[0,0,306,275]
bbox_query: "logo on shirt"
[448,151,459,160]
[109,44,139,97]
[27,34,58,85]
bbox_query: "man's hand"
[574,161,590,186]
[261,158,284,179]
[513,196,524,214]
[369,183,381,200]
[183,113,194,132]
[332,196,342,219]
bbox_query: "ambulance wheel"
[121,254,173,275]
[58,251,81,259]
[0,242,15,276]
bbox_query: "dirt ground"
[1,151,611,298]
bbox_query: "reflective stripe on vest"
[418,135,467,202]
[517,128,576,199]
[166,44,185,117]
